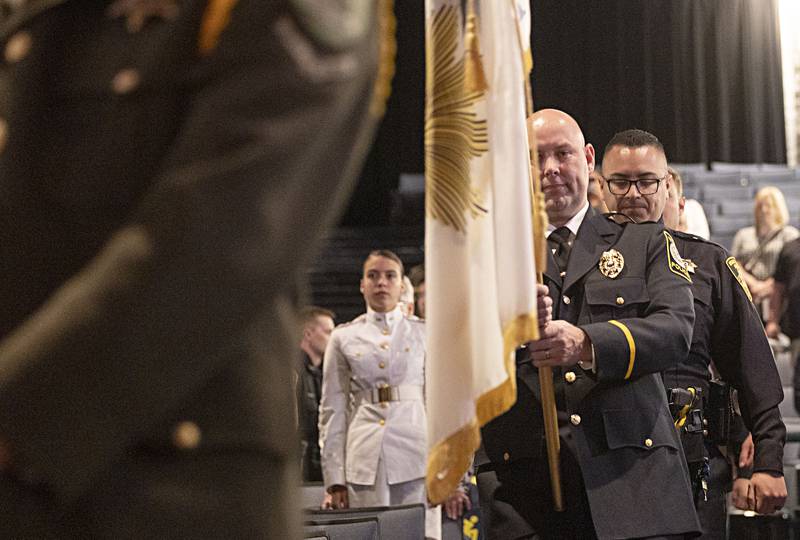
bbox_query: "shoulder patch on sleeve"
[664,231,692,283]
[725,256,753,302]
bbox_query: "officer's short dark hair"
[363,249,404,275]
[300,306,335,327]
[603,129,667,163]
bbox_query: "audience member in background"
[319,250,440,539]
[732,187,800,321]
[296,307,335,482]
[668,167,710,239]
[601,131,786,536]
[408,264,426,318]
[587,169,609,212]
[766,237,800,412]
[401,276,415,317]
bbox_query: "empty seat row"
[303,504,426,540]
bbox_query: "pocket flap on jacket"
[585,277,649,307]
[602,408,678,451]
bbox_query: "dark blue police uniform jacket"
[478,209,701,540]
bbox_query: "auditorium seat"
[708,216,751,236]
[695,171,750,188]
[305,504,426,540]
[748,169,796,187]
[718,200,753,217]
[701,184,753,202]
[671,162,708,174]
[775,184,800,199]
[710,161,763,172]
[302,482,325,510]
[304,517,379,540]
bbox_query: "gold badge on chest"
[598,249,624,278]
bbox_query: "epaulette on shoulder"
[406,315,425,323]
[336,314,366,329]
[669,229,727,252]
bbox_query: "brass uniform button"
[380,342,389,350]
[570,414,581,426]
[644,438,653,448]
[378,362,386,369]
[379,419,385,426]
[404,347,410,352]
[381,328,390,335]
[564,371,576,383]
[380,402,388,409]
[560,271,566,278]
[5,32,32,63]
[173,421,202,450]
[111,68,141,95]
[563,296,571,305]
[616,296,625,305]
[503,452,510,461]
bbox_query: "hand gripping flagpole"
[514,0,563,512]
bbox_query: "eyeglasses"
[605,174,667,196]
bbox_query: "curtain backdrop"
[343,0,786,225]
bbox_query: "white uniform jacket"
[319,305,426,489]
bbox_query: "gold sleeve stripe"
[198,0,239,55]
[608,320,636,380]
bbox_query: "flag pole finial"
[464,0,488,93]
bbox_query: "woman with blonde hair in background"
[732,186,799,321]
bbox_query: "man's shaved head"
[529,109,595,227]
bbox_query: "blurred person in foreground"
[601,129,786,537]
[0,2,388,537]
[732,187,800,321]
[476,109,699,539]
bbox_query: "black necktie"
[548,226,572,272]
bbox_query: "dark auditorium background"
[342,0,785,226]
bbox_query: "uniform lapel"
[562,210,618,293]
[0,0,68,41]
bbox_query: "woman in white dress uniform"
[319,250,440,538]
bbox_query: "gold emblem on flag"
[424,4,489,233]
[599,249,624,278]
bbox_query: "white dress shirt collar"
[546,201,589,239]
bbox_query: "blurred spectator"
[408,264,427,318]
[588,170,609,212]
[666,167,710,239]
[401,276,415,317]
[767,237,800,412]
[296,307,335,482]
[319,250,440,538]
[732,186,800,320]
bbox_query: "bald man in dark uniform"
[476,110,699,539]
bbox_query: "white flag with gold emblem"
[424,0,538,503]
